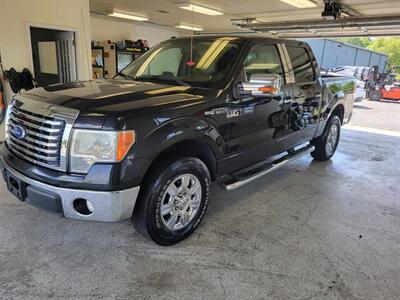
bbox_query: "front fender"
[140,117,225,162]
[115,117,225,187]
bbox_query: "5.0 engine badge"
[205,107,243,119]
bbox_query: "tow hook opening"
[9,177,20,190]
[73,198,94,215]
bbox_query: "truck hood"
[16,79,213,114]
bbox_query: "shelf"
[91,45,105,78]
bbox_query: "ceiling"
[90,0,400,37]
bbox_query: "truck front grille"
[7,105,65,167]
[5,97,79,172]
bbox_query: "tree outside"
[338,37,400,69]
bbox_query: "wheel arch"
[144,138,218,182]
[330,103,345,124]
[138,116,223,184]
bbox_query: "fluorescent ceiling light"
[108,12,148,21]
[280,0,317,8]
[175,24,204,31]
[180,4,223,16]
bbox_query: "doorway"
[30,27,77,86]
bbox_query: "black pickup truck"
[1,36,355,245]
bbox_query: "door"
[226,43,294,171]
[282,44,322,148]
[30,27,77,86]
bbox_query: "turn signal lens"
[116,131,136,161]
[258,86,278,93]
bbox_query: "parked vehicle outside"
[330,66,369,102]
[369,66,400,101]
[0,36,355,245]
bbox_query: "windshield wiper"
[134,75,190,87]
[117,73,134,80]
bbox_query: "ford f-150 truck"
[0,36,355,245]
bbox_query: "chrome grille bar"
[9,135,59,155]
[9,115,62,133]
[7,139,59,162]
[8,131,60,147]
[12,106,64,126]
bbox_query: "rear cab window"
[286,46,316,83]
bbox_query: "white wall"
[90,15,179,48]
[0,0,92,83]
[0,0,92,140]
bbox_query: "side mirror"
[239,74,282,97]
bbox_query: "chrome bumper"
[1,158,140,222]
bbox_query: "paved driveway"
[350,99,400,132]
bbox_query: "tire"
[310,115,341,161]
[354,97,363,103]
[132,157,211,246]
[369,90,382,101]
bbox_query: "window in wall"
[243,44,283,80]
[286,46,315,83]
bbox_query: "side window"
[244,44,284,80]
[286,46,315,83]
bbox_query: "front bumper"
[0,156,140,222]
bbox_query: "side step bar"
[222,145,315,191]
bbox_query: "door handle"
[281,97,292,105]
[293,94,304,99]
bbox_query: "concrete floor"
[1,118,399,299]
[350,99,400,132]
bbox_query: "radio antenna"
[186,0,196,69]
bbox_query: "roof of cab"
[170,34,307,47]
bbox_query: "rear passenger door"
[281,44,322,147]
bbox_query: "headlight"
[70,129,135,174]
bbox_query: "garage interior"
[0,0,399,299]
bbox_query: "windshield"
[120,37,245,89]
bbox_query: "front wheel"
[369,90,383,101]
[132,157,210,246]
[311,115,341,161]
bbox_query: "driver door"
[226,43,294,172]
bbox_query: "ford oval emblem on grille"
[12,125,27,139]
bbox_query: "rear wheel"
[132,157,210,246]
[311,115,341,161]
[369,90,383,101]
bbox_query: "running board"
[222,145,315,191]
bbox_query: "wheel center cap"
[174,195,188,209]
